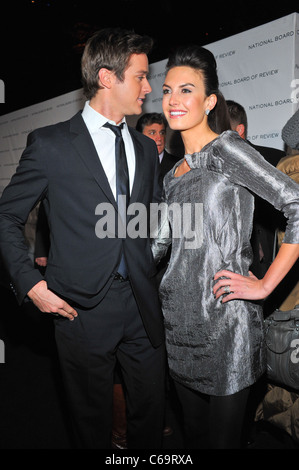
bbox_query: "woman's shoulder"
[214,129,248,149]
[213,129,261,163]
[183,131,240,171]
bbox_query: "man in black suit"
[226,100,285,286]
[0,28,165,449]
[136,113,182,285]
[136,113,181,185]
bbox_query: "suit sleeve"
[0,131,48,302]
[34,201,50,258]
[151,143,162,204]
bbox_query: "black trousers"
[175,380,249,449]
[54,279,166,449]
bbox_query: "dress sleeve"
[215,131,299,244]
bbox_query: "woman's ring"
[224,285,231,294]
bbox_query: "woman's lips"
[169,110,187,118]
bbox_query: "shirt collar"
[82,101,127,132]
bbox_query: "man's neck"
[89,96,124,125]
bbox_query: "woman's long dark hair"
[166,45,231,134]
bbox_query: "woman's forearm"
[261,243,299,296]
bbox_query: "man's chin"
[127,106,142,116]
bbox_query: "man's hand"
[35,256,48,267]
[27,280,78,320]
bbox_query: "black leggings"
[175,381,250,449]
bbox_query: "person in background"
[0,27,166,449]
[226,100,285,283]
[136,112,181,185]
[274,108,299,311]
[255,108,299,445]
[227,100,284,167]
[151,44,299,449]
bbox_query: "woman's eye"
[162,88,170,94]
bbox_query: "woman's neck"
[181,126,219,155]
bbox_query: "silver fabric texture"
[151,130,299,396]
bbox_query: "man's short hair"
[226,100,248,138]
[81,28,153,100]
[136,113,167,133]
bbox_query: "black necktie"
[104,122,129,278]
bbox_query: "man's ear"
[98,68,115,89]
[235,123,246,139]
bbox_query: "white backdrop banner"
[142,12,299,150]
[0,89,85,195]
[207,12,299,148]
[0,13,298,198]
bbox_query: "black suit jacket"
[248,141,285,278]
[34,201,50,260]
[0,111,164,346]
[155,150,181,284]
[159,150,181,185]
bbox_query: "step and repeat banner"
[0,13,298,198]
[142,12,299,151]
[204,12,299,148]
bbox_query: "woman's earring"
[205,109,210,116]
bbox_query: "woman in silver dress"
[151,45,299,448]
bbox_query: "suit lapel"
[69,112,117,209]
[160,151,173,174]
[129,129,144,207]
[69,115,145,215]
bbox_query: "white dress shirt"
[82,101,135,200]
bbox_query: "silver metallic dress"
[151,130,299,396]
